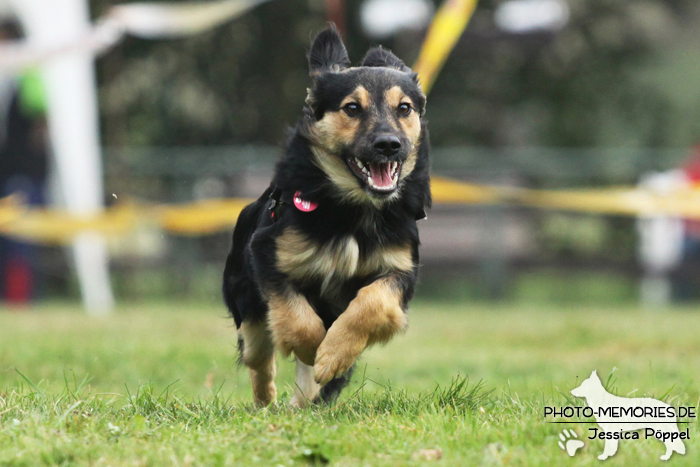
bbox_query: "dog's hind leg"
[290,357,321,408]
[239,321,277,406]
[598,437,618,460]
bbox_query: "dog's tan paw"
[289,393,314,408]
[314,331,365,385]
[289,393,304,408]
[252,380,277,407]
[314,352,353,386]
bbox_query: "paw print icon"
[558,429,584,456]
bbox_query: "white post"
[636,170,686,310]
[11,0,114,314]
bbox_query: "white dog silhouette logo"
[570,371,686,461]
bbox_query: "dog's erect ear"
[362,46,410,72]
[308,24,350,76]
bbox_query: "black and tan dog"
[223,25,430,407]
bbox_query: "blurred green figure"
[0,19,49,306]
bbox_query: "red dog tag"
[293,191,318,212]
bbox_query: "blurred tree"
[426,0,700,147]
[92,0,700,148]
[94,0,328,146]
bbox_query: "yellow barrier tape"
[431,176,700,218]
[430,176,501,204]
[0,202,139,244]
[160,198,253,235]
[516,187,700,219]
[413,0,479,94]
[0,199,254,243]
[0,196,22,225]
[2,178,699,245]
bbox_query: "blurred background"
[2,0,700,311]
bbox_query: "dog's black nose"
[373,135,401,156]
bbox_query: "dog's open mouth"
[347,157,401,193]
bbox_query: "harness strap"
[268,185,287,222]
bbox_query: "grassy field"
[1,301,699,466]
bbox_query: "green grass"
[1,301,699,466]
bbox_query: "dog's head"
[302,25,427,204]
[571,370,603,399]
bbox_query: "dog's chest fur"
[276,227,412,297]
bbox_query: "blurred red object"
[684,144,700,183]
[325,0,346,36]
[683,144,700,237]
[3,257,32,304]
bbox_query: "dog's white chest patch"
[324,236,360,279]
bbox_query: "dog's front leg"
[267,288,326,366]
[314,275,408,385]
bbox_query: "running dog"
[223,25,430,406]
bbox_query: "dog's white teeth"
[388,162,399,177]
[367,176,374,187]
[355,158,364,169]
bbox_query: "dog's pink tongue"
[369,162,392,188]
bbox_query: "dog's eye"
[343,103,361,116]
[398,103,412,116]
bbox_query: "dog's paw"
[252,380,277,407]
[314,331,365,385]
[289,393,306,408]
[314,351,353,386]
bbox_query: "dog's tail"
[315,364,355,403]
[236,334,245,366]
